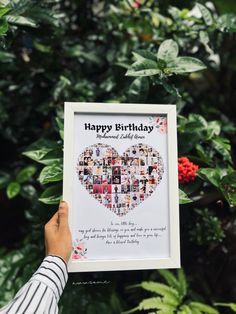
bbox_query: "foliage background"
[0,0,236,313]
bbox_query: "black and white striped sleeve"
[0,255,68,314]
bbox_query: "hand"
[44,201,72,263]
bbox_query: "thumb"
[58,201,69,229]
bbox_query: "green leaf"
[196,3,213,26]
[158,270,181,292]
[220,171,236,206]
[16,166,37,183]
[197,168,222,188]
[0,51,14,62]
[214,303,236,312]
[127,77,149,103]
[23,139,59,163]
[178,305,193,314]
[217,14,236,32]
[212,137,232,163]
[39,183,62,204]
[132,50,156,62]
[189,302,219,314]
[168,57,206,74]
[139,282,180,304]
[0,18,8,35]
[179,189,192,204]
[206,121,221,140]
[39,160,63,184]
[0,171,11,189]
[137,297,175,312]
[177,269,187,298]
[126,60,161,77]
[6,15,37,28]
[0,6,10,18]
[157,39,179,62]
[56,117,64,140]
[6,182,21,199]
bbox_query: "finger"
[58,201,69,229]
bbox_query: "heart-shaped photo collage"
[76,143,164,216]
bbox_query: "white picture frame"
[63,102,180,272]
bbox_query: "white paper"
[71,113,170,261]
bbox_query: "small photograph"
[148,147,153,156]
[129,157,139,166]
[94,159,103,166]
[127,157,133,166]
[112,193,120,205]
[102,184,112,194]
[93,184,103,194]
[103,194,112,208]
[121,175,130,185]
[112,156,121,166]
[79,175,83,182]
[121,157,128,166]
[148,175,156,184]
[140,185,146,195]
[131,176,139,185]
[112,166,121,175]
[147,184,156,194]
[112,184,121,193]
[121,184,130,194]
[103,166,112,175]
[121,167,128,175]
[130,145,138,157]
[130,166,139,175]
[77,166,84,176]
[112,175,121,184]
[130,193,140,206]
[102,175,112,184]
[112,148,119,158]
[149,165,158,175]
[78,160,84,166]
[139,157,146,166]
[140,194,145,202]
[103,157,112,166]
[84,174,93,184]
[104,147,113,158]
[140,175,148,185]
[93,175,102,184]
[94,166,103,175]
[149,157,158,166]
[139,166,148,175]
[94,193,103,204]
[131,184,139,192]
[84,166,93,175]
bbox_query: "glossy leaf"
[157,39,179,62]
[16,166,37,183]
[39,183,62,204]
[39,160,63,184]
[179,189,192,204]
[196,3,213,26]
[6,182,21,199]
[168,57,206,74]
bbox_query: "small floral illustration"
[72,237,87,260]
[149,116,167,133]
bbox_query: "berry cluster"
[178,157,199,184]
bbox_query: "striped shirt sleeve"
[0,255,68,314]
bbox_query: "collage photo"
[77,143,164,217]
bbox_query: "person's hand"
[44,201,72,263]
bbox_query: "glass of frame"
[63,102,180,272]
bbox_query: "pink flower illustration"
[149,116,167,133]
[72,237,87,260]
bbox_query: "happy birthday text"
[84,123,154,134]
